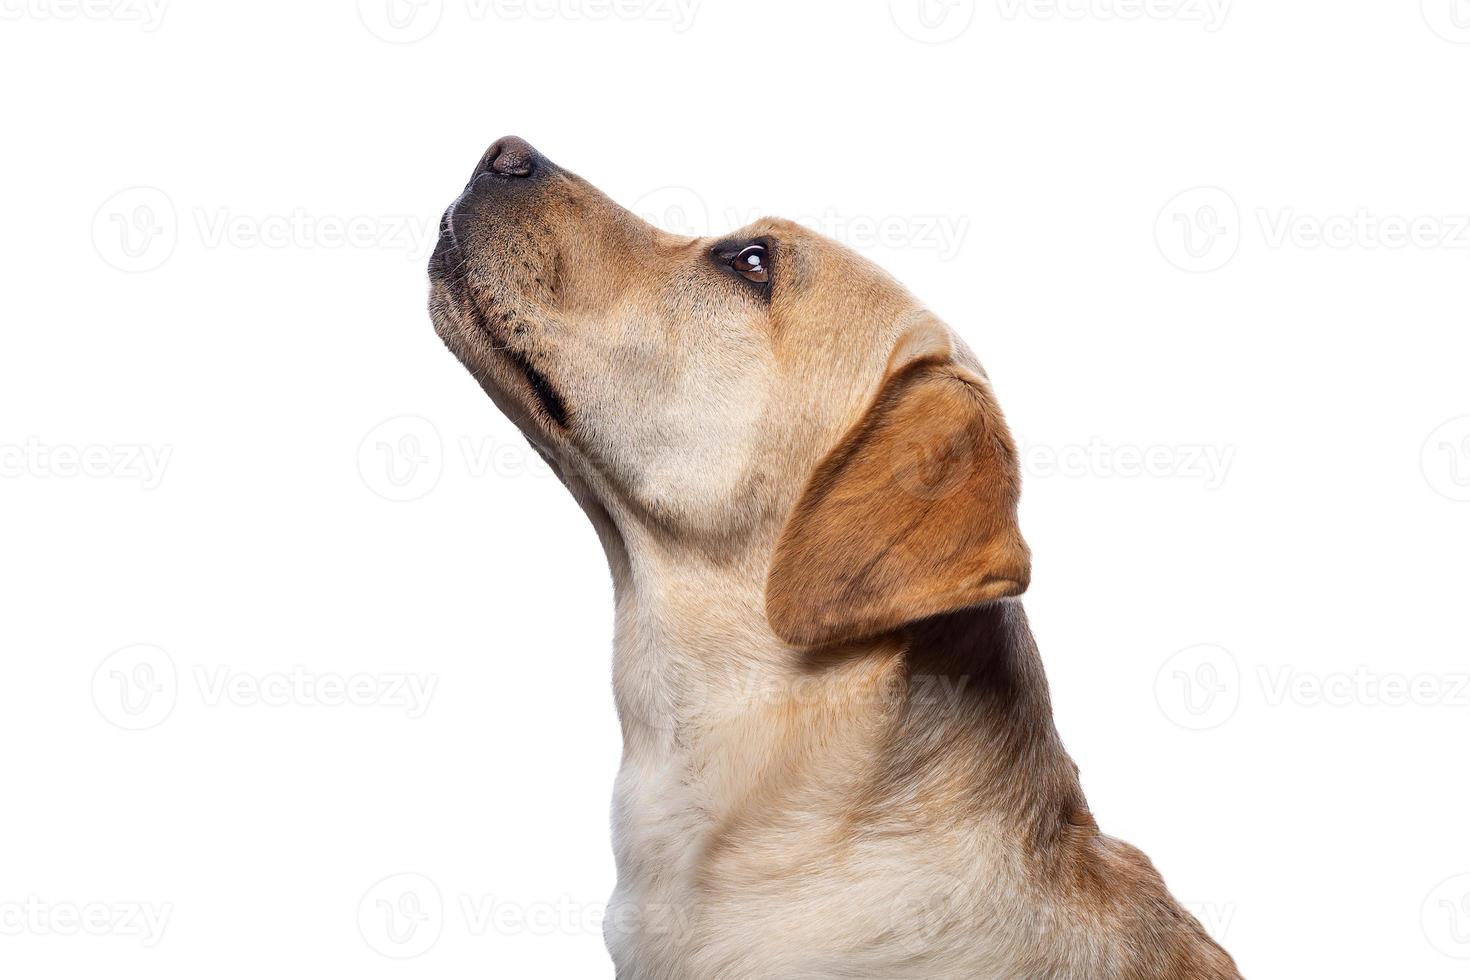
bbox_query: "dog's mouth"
[428,202,465,280]
[506,350,568,427]
[460,291,569,428]
[429,214,571,432]
[429,137,583,435]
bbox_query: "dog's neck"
[607,543,1085,837]
[609,544,793,749]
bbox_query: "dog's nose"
[477,135,539,178]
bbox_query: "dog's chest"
[605,757,1029,980]
[604,743,723,972]
[609,744,714,882]
[603,732,1012,978]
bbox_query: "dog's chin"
[427,275,571,449]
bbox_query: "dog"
[428,136,1242,979]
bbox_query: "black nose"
[475,135,539,179]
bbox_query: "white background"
[2,1,1468,977]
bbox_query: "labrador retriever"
[427,136,1242,980]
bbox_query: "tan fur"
[428,137,1242,979]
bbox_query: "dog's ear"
[765,356,1030,648]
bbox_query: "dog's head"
[429,137,1029,647]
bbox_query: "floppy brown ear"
[765,358,1030,647]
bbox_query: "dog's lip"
[429,199,465,280]
[441,192,465,246]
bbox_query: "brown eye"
[731,244,769,283]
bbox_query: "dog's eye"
[731,244,769,284]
